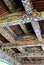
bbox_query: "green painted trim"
[0,20,21,25]
[41,12,44,20]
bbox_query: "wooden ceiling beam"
[20,24,29,34]
[21,0,33,15]
[0,11,44,42]
[0,11,42,26]
[1,39,44,48]
[31,21,42,41]
[17,47,27,54]
[0,25,16,43]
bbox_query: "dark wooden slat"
[0,34,9,43]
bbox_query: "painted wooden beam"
[1,39,44,48]
[0,41,3,44]
[21,0,33,15]
[2,48,44,58]
[1,48,44,65]
[20,24,29,34]
[21,0,42,41]
[0,11,43,26]
[17,47,26,54]
[0,50,21,65]
[3,0,16,12]
[28,58,33,63]
[31,20,42,41]
[4,26,18,40]
[0,49,44,65]
[41,46,44,51]
[0,41,3,46]
[17,51,44,58]
[0,25,16,43]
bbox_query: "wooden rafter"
[0,25,16,43]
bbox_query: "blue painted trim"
[0,58,12,65]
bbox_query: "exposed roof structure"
[0,0,44,65]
